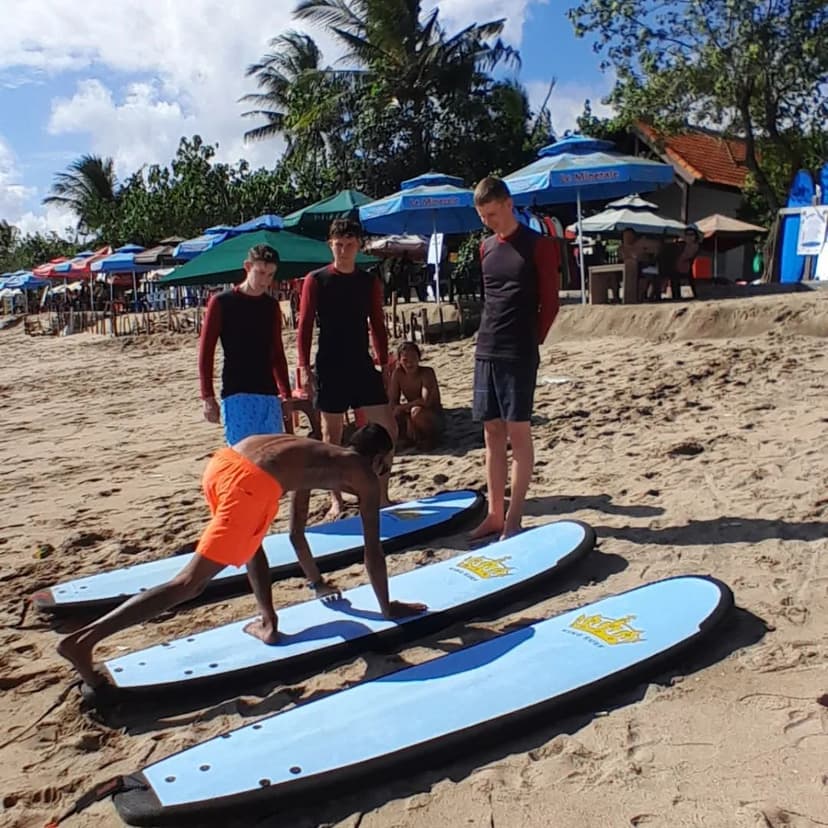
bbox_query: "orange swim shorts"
[195,447,283,568]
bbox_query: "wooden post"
[391,291,398,338]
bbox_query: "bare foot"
[57,635,103,688]
[470,513,504,541]
[243,617,279,644]
[500,521,524,540]
[323,499,343,522]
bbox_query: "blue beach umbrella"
[359,173,480,236]
[504,135,675,302]
[53,250,95,273]
[91,245,156,274]
[174,226,238,261]
[2,270,50,313]
[91,245,158,309]
[233,214,284,233]
[360,173,481,301]
[6,270,50,289]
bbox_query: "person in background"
[670,226,701,299]
[389,341,444,450]
[199,244,292,445]
[471,176,561,540]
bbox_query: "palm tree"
[241,31,326,145]
[242,1,522,179]
[43,155,118,235]
[291,0,521,170]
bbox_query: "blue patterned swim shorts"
[220,393,284,446]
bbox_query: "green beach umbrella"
[159,229,376,286]
[283,189,373,239]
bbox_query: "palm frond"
[293,0,366,35]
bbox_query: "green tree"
[0,227,76,273]
[567,0,828,213]
[95,136,302,247]
[43,154,120,234]
[0,220,19,267]
[293,0,520,174]
[242,0,537,196]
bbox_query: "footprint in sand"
[668,440,704,458]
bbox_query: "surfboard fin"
[45,775,144,827]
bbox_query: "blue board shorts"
[220,393,284,445]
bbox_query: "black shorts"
[472,356,539,423]
[315,356,388,414]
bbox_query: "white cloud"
[526,78,616,137]
[12,204,77,237]
[0,135,36,222]
[436,0,533,45]
[48,79,196,175]
[0,136,76,235]
[0,0,537,231]
[0,1,334,178]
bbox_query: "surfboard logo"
[568,613,643,645]
[453,555,514,580]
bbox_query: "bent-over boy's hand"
[311,577,340,599]
[383,600,428,619]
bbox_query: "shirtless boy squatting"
[58,424,426,689]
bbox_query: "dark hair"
[397,340,421,358]
[328,218,363,240]
[246,244,280,265]
[684,226,701,241]
[348,423,392,458]
[474,176,511,206]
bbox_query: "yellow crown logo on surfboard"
[569,613,643,645]
[455,555,514,580]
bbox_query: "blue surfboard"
[33,490,484,616]
[110,575,732,826]
[817,164,828,281]
[89,520,595,704]
[779,169,815,283]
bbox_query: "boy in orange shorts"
[57,424,426,689]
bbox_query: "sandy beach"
[1,290,826,828]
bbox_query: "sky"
[0,0,615,237]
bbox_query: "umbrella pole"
[577,190,587,304]
[714,237,718,280]
[433,213,441,304]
